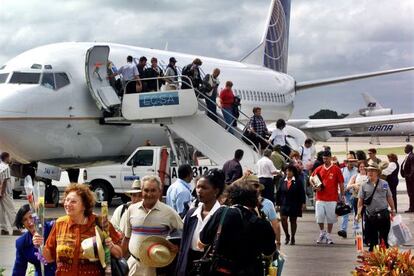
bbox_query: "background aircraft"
[329,93,414,142]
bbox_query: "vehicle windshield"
[9,72,40,84]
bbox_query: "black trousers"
[259,177,275,203]
[389,182,398,212]
[364,210,390,251]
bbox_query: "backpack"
[181,64,191,76]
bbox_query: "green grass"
[333,146,405,156]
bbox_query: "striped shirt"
[123,200,183,259]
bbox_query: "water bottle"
[355,220,363,252]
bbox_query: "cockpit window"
[41,72,70,90]
[0,73,8,83]
[41,73,55,89]
[55,73,70,89]
[9,72,40,84]
[0,65,6,70]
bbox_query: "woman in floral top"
[33,183,122,275]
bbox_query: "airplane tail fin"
[362,92,383,109]
[240,0,291,73]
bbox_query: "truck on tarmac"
[83,146,218,205]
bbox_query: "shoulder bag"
[190,207,229,276]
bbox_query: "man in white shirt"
[116,55,141,94]
[257,149,282,202]
[0,152,19,235]
[269,119,290,156]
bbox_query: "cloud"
[0,0,412,118]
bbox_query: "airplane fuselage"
[0,42,295,167]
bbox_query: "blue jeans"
[340,192,354,232]
[222,107,235,135]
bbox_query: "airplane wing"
[295,67,414,91]
[288,113,414,131]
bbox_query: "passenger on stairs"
[222,149,244,185]
[113,55,141,94]
[181,58,203,91]
[137,56,148,92]
[219,81,236,135]
[165,57,179,90]
[202,68,221,122]
[247,107,270,151]
[145,57,164,91]
[269,119,291,157]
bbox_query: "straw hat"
[138,236,176,268]
[125,180,142,196]
[366,163,381,172]
[233,174,265,190]
[81,226,106,268]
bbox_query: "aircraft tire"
[91,181,112,206]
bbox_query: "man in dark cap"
[165,57,178,90]
[310,150,344,245]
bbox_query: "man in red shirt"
[310,150,344,244]
[219,81,235,134]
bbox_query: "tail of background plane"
[240,0,291,73]
[362,92,383,108]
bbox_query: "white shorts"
[315,201,337,224]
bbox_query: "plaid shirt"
[248,115,268,137]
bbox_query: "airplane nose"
[0,85,28,115]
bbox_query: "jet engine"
[359,108,393,117]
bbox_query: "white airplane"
[0,0,413,183]
[328,93,414,141]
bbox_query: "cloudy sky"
[0,0,413,118]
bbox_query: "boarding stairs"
[85,45,297,168]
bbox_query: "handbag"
[190,207,229,276]
[111,256,129,276]
[335,201,352,216]
[94,218,129,276]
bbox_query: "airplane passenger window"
[9,72,40,84]
[41,73,55,89]
[0,73,8,83]
[271,93,275,102]
[55,73,70,89]
[254,91,257,101]
[247,91,250,101]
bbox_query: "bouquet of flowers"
[353,242,414,275]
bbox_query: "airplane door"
[85,45,120,112]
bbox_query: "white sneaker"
[316,231,326,244]
[326,234,334,244]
